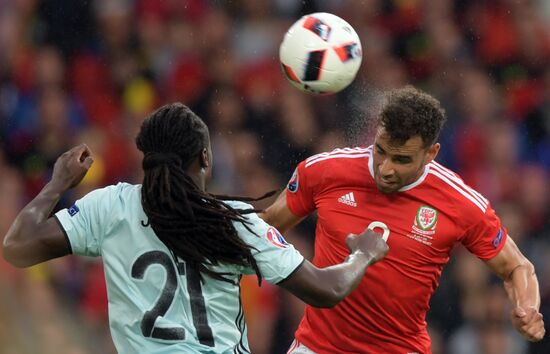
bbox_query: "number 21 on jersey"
[131,251,214,346]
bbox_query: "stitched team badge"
[415,206,438,231]
[407,205,438,246]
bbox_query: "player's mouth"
[379,179,398,188]
[374,175,399,191]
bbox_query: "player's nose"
[378,159,395,177]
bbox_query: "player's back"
[55,183,304,354]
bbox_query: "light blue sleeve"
[228,202,305,284]
[55,184,121,257]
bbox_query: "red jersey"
[286,147,507,354]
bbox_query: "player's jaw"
[374,173,402,194]
[373,165,423,194]
[372,129,438,194]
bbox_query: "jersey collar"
[368,147,431,192]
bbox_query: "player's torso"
[299,156,462,353]
[100,186,249,354]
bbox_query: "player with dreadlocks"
[3,103,388,354]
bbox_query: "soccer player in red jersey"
[261,86,545,354]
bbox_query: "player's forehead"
[374,127,425,156]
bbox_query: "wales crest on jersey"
[408,205,438,245]
[415,206,438,231]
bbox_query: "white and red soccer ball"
[279,12,363,94]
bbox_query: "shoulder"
[89,182,137,195]
[106,182,140,200]
[222,200,254,211]
[298,146,372,188]
[222,200,260,223]
[303,146,372,169]
[81,182,140,210]
[426,161,490,217]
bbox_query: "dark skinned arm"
[3,144,93,267]
[278,229,388,308]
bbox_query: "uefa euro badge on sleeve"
[492,229,504,248]
[266,227,290,248]
[288,168,299,193]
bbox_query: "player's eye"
[394,157,412,164]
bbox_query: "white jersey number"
[367,221,390,242]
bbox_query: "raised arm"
[277,229,388,308]
[260,192,304,234]
[485,236,545,342]
[3,144,93,267]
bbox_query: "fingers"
[69,144,94,168]
[513,307,538,325]
[513,306,527,318]
[82,156,94,169]
[345,234,357,251]
[522,320,545,342]
[532,328,546,341]
[512,308,545,341]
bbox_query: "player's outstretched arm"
[260,192,304,234]
[485,236,545,342]
[278,229,388,308]
[3,144,93,267]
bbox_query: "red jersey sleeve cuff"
[478,228,508,261]
[285,188,311,218]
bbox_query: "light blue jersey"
[55,183,304,354]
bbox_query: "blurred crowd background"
[0,0,549,353]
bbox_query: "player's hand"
[50,144,94,191]
[346,229,389,265]
[510,306,545,342]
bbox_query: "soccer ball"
[279,12,362,94]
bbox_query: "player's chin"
[375,182,401,194]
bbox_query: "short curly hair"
[378,86,446,147]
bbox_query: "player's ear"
[425,143,440,164]
[199,148,210,168]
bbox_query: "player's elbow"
[305,295,339,308]
[307,287,346,308]
[506,259,536,280]
[319,295,341,308]
[3,230,37,268]
[2,240,30,268]
[521,260,536,277]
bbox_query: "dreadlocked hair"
[136,103,266,285]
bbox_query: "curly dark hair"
[135,103,263,285]
[378,86,447,147]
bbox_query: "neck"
[187,173,205,192]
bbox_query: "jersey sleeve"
[54,184,120,257]
[234,207,305,284]
[460,204,508,261]
[285,159,317,217]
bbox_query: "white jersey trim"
[305,147,372,168]
[428,168,488,212]
[430,162,489,207]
